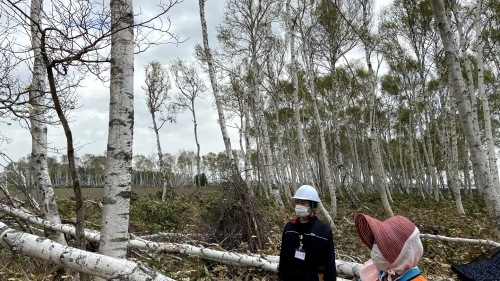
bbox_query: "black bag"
[451,247,500,281]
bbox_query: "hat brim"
[355,213,384,250]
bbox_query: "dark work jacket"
[278,216,336,281]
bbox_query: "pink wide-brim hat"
[355,213,416,264]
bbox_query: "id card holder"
[294,248,306,260]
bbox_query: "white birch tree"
[143,60,173,201]
[198,0,239,182]
[29,0,66,245]
[169,58,206,188]
[98,0,135,268]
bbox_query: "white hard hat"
[293,185,320,203]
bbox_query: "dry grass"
[0,187,495,280]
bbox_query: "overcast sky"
[0,0,391,167]
[0,0,237,165]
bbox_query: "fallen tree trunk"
[0,221,174,281]
[420,233,500,247]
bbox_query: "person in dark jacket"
[278,185,336,281]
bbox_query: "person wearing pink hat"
[278,185,336,281]
[355,213,427,281]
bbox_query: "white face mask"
[295,204,311,217]
[370,244,391,271]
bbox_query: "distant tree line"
[1,150,237,188]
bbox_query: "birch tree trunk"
[152,114,169,200]
[29,0,65,245]
[454,4,478,122]
[397,112,409,193]
[275,112,292,201]
[360,0,393,218]
[431,0,500,239]
[244,102,254,196]
[475,0,500,194]
[421,117,438,200]
[447,87,465,215]
[385,130,399,193]
[192,99,202,187]
[350,132,364,192]
[99,0,134,268]
[331,95,346,194]
[408,115,422,196]
[198,0,239,182]
[454,4,481,194]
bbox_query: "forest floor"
[0,186,496,280]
